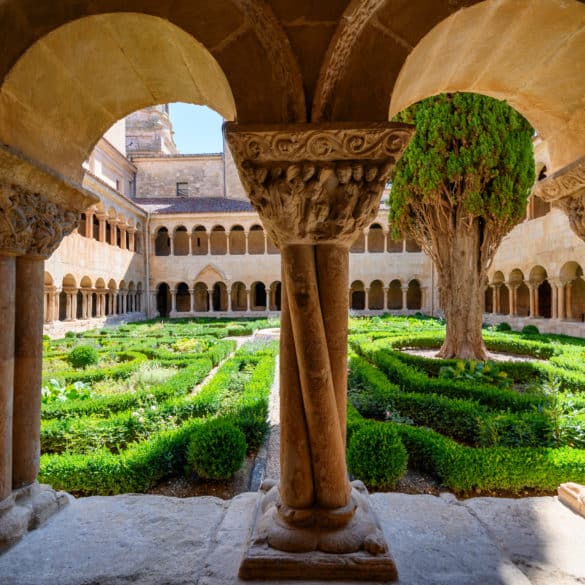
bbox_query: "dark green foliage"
[439,360,511,389]
[390,93,535,240]
[496,322,512,332]
[67,345,99,369]
[186,419,247,480]
[347,422,407,489]
[522,324,540,335]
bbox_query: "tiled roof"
[134,197,254,214]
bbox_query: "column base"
[558,482,585,518]
[0,482,69,552]
[239,479,398,581]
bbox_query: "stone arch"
[367,224,385,253]
[231,282,247,312]
[406,279,421,310]
[210,226,227,255]
[249,225,266,255]
[251,281,267,311]
[155,227,171,256]
[175,282,190,313]
[368,280,385,310]
[562,262,585,322]
[195,265,228,290]
[229,225,246,255]
[389,0,585,172]
[388,279,402,310]
[269,281,282,311]
[212,282,228,312]
[194,282,209,312]
[173,226,190,256]
[350,280,365,311]
[156,282,171,318]
[44,272,54,287]
[192,225,208,256]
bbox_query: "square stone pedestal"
[239,481,398,582]
[0,482,69,551]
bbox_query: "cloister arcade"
[79,207,144,255]
[152,221,423,257]
[349,279,423,312]
[43,272,143,323]
[485,262,585,323]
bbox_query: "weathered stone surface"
[1,493,584,585]
[558,482,585,518]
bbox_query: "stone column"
[150,292,157,317]
[108,220,118,246]
[65,291,73,321]
[383,287,390,310]
[265,286,270,311]
[12,256,44,488]
[509,284,519,316]
[401,286,408,310]
[227,288,233,313]
[85,210,93,238]
[189,289,195,313]
[226,121,411,578]
[528,283,538,318]
[52,291,60,322]
[364,287,370,311]
[97,214,107,243]
[550,281,559,320]
[119,226,127,250]
[566,281,574,320]
[0,253,15,501]
[121,291,127,314]
[170,290,176,314]
[245,233,249,254]
[245,289,251,312]
[208,290,214,313]
[558,281,566,320]
[127,227,135,252]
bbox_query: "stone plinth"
[558,482,585,518]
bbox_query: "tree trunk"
[436,222,488,360]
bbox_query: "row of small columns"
[153,231,275,256]
[83,210,139,252]
[154,284,278,313]
[43,288,142,322]
[488,280,575,319]
[353,285,426,310]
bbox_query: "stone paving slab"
[0,492,584,585]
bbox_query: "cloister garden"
[39,316,585,499]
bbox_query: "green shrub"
[67,345,99,369]
[186,419,247,480]
[522,324,540,335]
[439,360,512,389]
[347,423,407,489]
[65,331,76,339]
[496,322,512,332]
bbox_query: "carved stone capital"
[556,191,585,243]
[0,183,80,257]
[534,156,585,202]
[224,122,413,245]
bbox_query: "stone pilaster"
[225,121,412,581]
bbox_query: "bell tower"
[125,105,178,157]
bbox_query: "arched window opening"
[270,281,282,311]
[538,280,552,319]
[212,282,228,311]
[157,283,170,318]
[155,228,171,256]
[407,280,421,310]
[350,281,365,310]
[251,282,267,310]
[176,283,190,312]
[249,225,265,255]
[210,226,227,255]
[388,280,402,310]
[367,225,385,253]
[231,282,247,312]
[76,290,83,319]
[517,283,530,317]
[192,226,208,255]
[174,227,190,256]
[194,283,209,312]
[368,280,384,310]
[229,226,246,255]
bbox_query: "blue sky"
[169,103,224,154]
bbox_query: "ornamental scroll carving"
[533,157,585,202]
[224,123,413,245]
[557,192,585,243]
[0,184,80,257]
